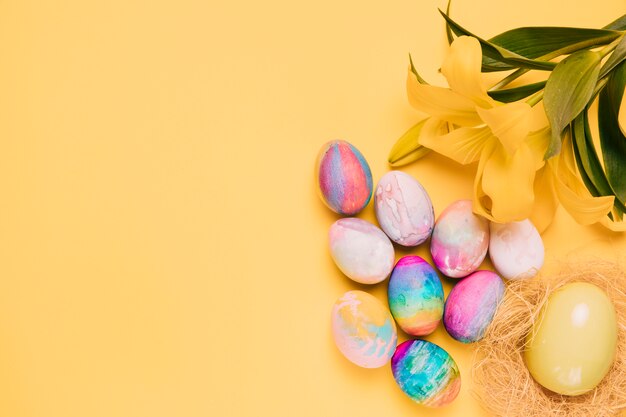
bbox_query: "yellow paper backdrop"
[1,0,625,416]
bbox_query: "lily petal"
[475,102,532,155]
[529,165,559,234]
[481,142,537,222]
[550,135,614,226]
[441,36,494,108]
[552,161,614,225]
[407,69,483,126]
[388,119,434,167]
[525,128,551,170]
[473,141,497,221]
[599,210,626,231]
[418,119,492,165]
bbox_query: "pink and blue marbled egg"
[316,140,373,215]
[430,200,489,278]
[388,256,443,336]
[375,171,434,247]
[331,290,397,368]
[391,339,461,407]
[443,270,505,343]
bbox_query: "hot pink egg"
[443,270,505,343]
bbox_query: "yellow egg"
[524,282,617,395]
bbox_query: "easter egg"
[316,140,373,215]
[391,339,461,407]
[489,219,544,280]
[388,256,444,336]
[524,282,617,395]
[328,218,395,284]
[375,171,434,247]
[331,290,397,368]
[430,200,489,278]
[443,270,505,343]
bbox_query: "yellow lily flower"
[408,35,549,224]
[405,35,626,232]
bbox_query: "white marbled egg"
[329,218,395,284]
[374,171,434,247]
[489,219,544,280]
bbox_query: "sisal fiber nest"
[472,260,626,417]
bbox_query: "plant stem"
[526,90,544,107]
[490,68,527,90]
[598,34,624,59]
[589,77,609,103]
[489,33,623,91]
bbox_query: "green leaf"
[572,117,601,196]
[543,50,602,158]
[598,61,626,204]
[487,81,546,102]
[571,112,626,222]
[439,10,556,71]
[571,111,626,214]
[408,54,427,84]
[604,14,626,31]
[599,35,626,79]
[444,0,454,45]
[388,119,431,167]
[483,27,621,72]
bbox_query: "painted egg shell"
[331,290,397,368]
[489,219,544,280]
[430,200,489,278]
[316,140,373,215]
[375,171,434,247]
[391,339,461,407]
[329,218,395,284]
[443,270,505,343]
[388,256,444,336]
[525,282,617,395]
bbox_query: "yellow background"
[1,0,625,416]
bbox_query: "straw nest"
[472,260,626,417]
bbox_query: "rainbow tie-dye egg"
[331,290,397,368]
[388,256,444,336]
[316,140,373,216]
[391,339,461,407]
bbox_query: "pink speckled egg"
[374,171,434,247]
[316,140,373,216]
[328,218,395,284]
[430,200,489,278]
[443,270,505,343]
